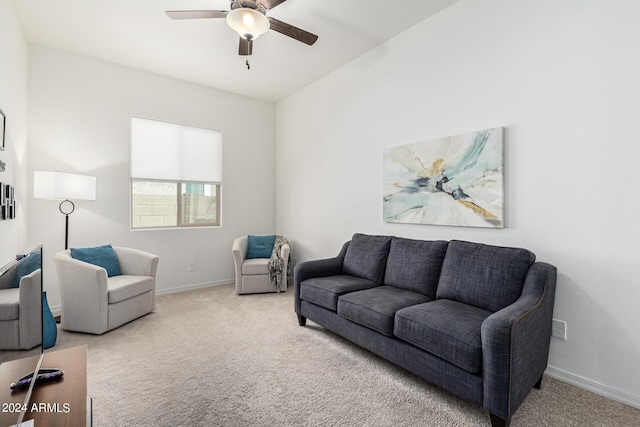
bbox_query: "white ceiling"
[12,0,459,102]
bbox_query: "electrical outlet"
[187,261,196,272]
[552,319,567,340]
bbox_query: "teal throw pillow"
[246,235,276,259]
[71,244,122,277]
[10,251,42,288]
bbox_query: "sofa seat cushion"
[300,275,378,312]
[394,299,492,374]
[108,275,154,304]
[338,286,431,336]
[436,240,536,312]
[384,238,448,299]
[342,234,392,284]
[242,258,269,276]
[0,289,20,321]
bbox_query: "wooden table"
[0,345,91,426]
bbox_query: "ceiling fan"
[166,0,318,57]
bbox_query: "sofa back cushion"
[342,234,392,284]
[384,238,448,299]
[436,240,535,312]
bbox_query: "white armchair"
[0,269,42,350]
[232,236,290,295]
[54,246,159,335]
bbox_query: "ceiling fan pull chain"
[246,59,251,70]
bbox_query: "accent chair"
[232,235,289,294]
[54,246,159,334]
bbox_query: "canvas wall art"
[383,127,504,228]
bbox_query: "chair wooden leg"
[297,314,306,326]
[490,413,510,427]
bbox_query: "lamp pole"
[59,199,75,250]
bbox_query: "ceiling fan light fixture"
[226,7,270,40]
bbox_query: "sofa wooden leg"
[297,314,306,326]
[534,374,543,389]
[490,413,510,427]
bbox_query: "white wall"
[0,0,29,263]
[28,45,276,308]
[276,0,640,408]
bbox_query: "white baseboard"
[155,279,233,296]
[545,366,640,410]
[48,279,235,317]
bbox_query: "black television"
[0,244,58,426]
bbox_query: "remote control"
[10,370,64,390]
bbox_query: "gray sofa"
[294,233,557,427]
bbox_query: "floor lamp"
[34,171,96,250]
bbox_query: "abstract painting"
[383,127,504,228]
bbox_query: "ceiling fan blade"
[259,0,288,10]
[239,37,253,56]
[165,10,228,20]
[267,18,318,46]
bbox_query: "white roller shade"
[131,117,222,183]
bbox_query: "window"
[130,117,222,229]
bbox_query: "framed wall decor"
[0,182,15,220]
[0,183,6,220]
[0,108,5,151]
[383,127,504,228]
[8,185,15,219]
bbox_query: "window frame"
[130,179,222,230]
[129,117,222,230]
[177,180,221,228]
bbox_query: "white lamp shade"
[34,171,96,201]
[226,8,270,40]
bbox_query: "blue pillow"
[10,252,42,288]
[71,244,122,277]
[246,235,276,259]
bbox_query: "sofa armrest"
[232,237,248,290]
[19,268,41,314]
[280,243,290,264]
[481,262,557,421]
[293,242,349,314]
[113,246,159,278]
[18,269,42,349]
[280,243,290,290]
[54,251,110,334]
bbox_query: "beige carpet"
[2,284,639,426]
